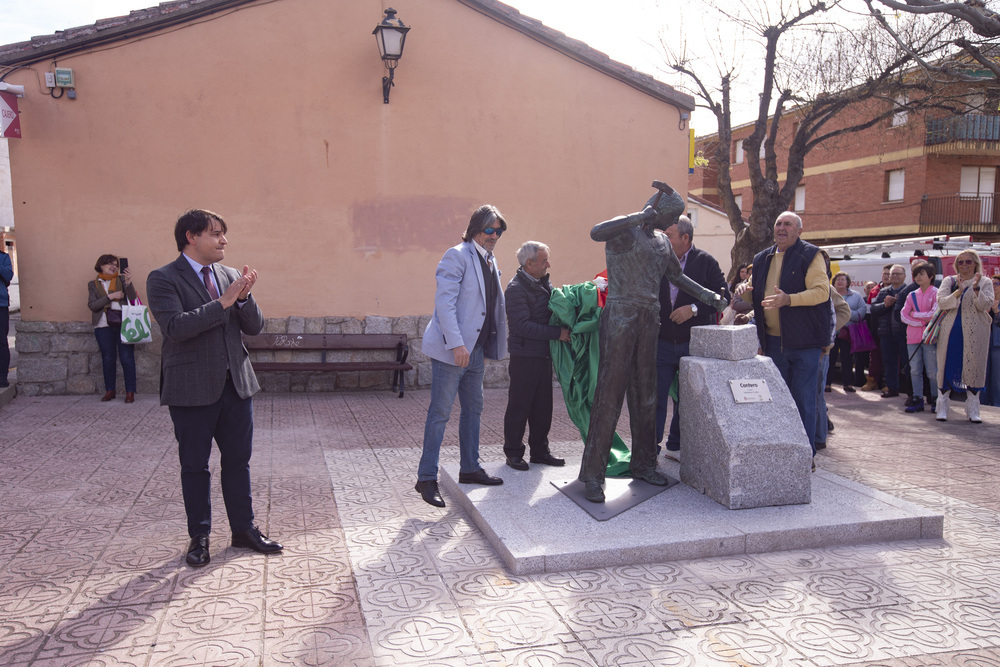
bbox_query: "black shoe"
[186,535,210,567]
[506,457,529,471]
[843,385,856,393]
[827,419,834,432]
[815,441,827,450]
[881,389,900,398]
[529,453,565,467]
[232,525,283,553]
[824,385,832,393]
[457,469,503,485]
[414,480,445,507]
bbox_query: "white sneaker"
[967,393,982,423]
[936,391,949,422]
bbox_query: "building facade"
[0,0,694,395]
[689,94,1000,246]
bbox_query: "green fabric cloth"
[548,282,632,477]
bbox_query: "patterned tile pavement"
[2,387,1000,666]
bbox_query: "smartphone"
[119,257,129,273]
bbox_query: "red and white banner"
[0,92,21,139]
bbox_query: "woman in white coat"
[936,249,994,423]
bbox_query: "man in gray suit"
[415,205,509,507]
[147,209,282,567]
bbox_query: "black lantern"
[373,8,410,104]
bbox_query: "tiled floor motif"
[2,389,1000,665]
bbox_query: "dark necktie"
[201,266,220,300]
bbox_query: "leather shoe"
[584,479,605,503]
[529,453,565,467]
[101,390,116,401]
[232,525,283,553]
[458,469,503,485]
[124,392,135,403]
[506,457,529,471]
[881,389,900,398]
[843,385,856,393]
[186,535,210,567]
[415,480,445,507]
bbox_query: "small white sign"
[730,379,772,403]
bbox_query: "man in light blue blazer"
[415,205,509,507]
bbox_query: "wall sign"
[0,92,20,139]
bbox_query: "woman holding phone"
[87,254,138,403]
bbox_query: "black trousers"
[169,376,255,538]
[503,355,553,459]
[830,337,854,387]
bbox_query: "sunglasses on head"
[482,227,504,237]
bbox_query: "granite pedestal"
[680,324,812,509]
[440,458,943,575]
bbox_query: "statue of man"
[579,182,727,503]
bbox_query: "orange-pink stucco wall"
[5,0,690,322]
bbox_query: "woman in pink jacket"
[899,261,938,413]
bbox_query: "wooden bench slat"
[252,362,413,372]
[242,332,412,397]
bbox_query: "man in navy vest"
[739,211,831,456]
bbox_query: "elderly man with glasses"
[414,205,509,508]
[870,264,910,399]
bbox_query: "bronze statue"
[579,181,728,502]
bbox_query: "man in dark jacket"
[870,264,909,398]
[503,241,571,470]
[656,216,729,460]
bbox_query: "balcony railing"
[926,114,1000,146]
[919,193,999,235]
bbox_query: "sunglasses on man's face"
[482,227,504,237]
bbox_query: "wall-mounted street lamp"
[373,8,410,104]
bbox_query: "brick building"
[689,94,1000,246]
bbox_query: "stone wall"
[14,316,511,396]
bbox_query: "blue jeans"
[418,345,485,481]
[907,343,938,400]
[655,339,688,449]
[815,354,829,446]
[765,336,820,455]
[94,325,136,392]
[991,344,1000,407]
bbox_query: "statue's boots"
[631,465,669,486]
[584,480,605,503]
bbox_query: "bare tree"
[867,0,1000,79]
[663,0,966,276]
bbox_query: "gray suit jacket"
[421,241,507,364]
[146,255,264,406]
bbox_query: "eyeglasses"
[890,272,905,277]
[955,259,975,266]
[482,227,504,237]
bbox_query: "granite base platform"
[440,457,944,575]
